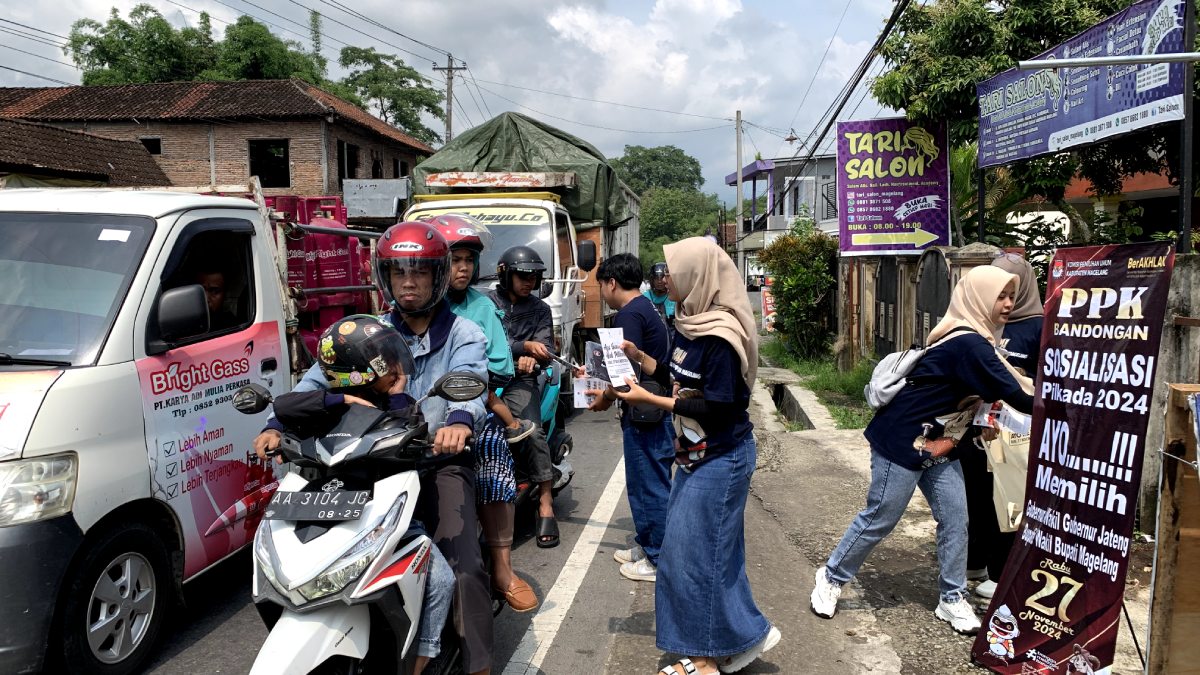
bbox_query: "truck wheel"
[55,522,172,675]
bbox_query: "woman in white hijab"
[614,238,779,675]
[810,265,1034,636]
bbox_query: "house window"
[393,158,400,178]
[140,138,162,155]
[337,140,359,189]
[400,161,409,177]
[821,181,837,221]
[248,139,290,188]
[372,160,384,179]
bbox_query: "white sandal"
[716,626,782,673]
[659,658,701,675]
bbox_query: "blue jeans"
[825,449,969,603]
[416,532,455,659]
[622,414,675,566]
[655,434,770,657]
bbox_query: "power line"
[161,0,230,24]
[315,0,448,63]
[0,25,66,48]
[471,82,731,135]
[776,0,856,157]
[0,44,81,70]
[469,77,731,121]
[458,74,487,123]
[0,18,70,41]
[0,64,74,85]
[465,67,493,117]
[452,91,475,128]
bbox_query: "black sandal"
[535,516,560,548]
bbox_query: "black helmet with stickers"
[316,314,415,389]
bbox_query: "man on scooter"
[430,213,538,613]
[487,246,561,549]
[254,221,495,674]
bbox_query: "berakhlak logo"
[1053,259,1065,278]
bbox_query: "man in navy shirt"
[585,254,674,582]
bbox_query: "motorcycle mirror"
[428,371,487,402]
[233,384,274,415]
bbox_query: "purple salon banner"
[836,118,950,256]
[977,0,1186,169]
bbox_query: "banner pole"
[1179,0,1196,254]
[977,167,986,243]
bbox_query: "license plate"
[264,489,372,521]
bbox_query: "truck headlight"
[0,454,77,527]
[296,493,408,601]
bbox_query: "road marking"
[502,456,627,675]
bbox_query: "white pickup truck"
[0,188,303,674]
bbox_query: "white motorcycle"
[231,372,487,675]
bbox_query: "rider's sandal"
[535,516,560,549]
[495,576,538,613]
[659,658,715,675]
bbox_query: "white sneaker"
[614,545,646,564]
[966,567,989,581]
[975,580,997,599]
[935,596,982,635]
[619,558,656,582]
[809,567,841,619]
[717,625,782,673]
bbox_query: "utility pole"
[433,54,466,142]
[736,110,744,236]
[1179,0,1195,253]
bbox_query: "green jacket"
[450,287,515,378]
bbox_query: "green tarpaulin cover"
[412,112,634,230]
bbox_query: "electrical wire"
[468,77,731,121]
[0,44,81,70]
[0,25,66,48]
[0,64,74,85]
[458,74,487,123]
[319,0,451,60]
[776,0,856,157]
[471,82,730,135]
[465,67,493,117]
[0,18,70,41]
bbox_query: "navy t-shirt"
[614,295,672,426]
[669,333,753,453]
[998,316,1043,375]
[865,332,1031,470]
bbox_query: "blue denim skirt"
[655,434,771,657]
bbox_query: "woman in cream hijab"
[964,253,1045,599]
[614,238,779,675]
[810,265,1035,637]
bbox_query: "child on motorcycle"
[269,315,455,674]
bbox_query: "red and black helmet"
[429,214,493,286]
[428,213,493,253]
[374,221,451,314]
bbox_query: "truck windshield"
[413,204,553,282]
[0,213,154,367]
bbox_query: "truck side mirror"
[158,285,210,343]
[578,240,597,272]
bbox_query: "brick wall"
[57,118,426,197]
[325,122,427,193]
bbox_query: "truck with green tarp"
[405,112,640,363]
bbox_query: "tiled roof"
[0,119,170,186]
[0,79,434,154]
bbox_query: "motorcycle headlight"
[296,493,408,601]
[253,524,285,594]
[0,454,77,527]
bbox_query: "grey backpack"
[864,327,974,410]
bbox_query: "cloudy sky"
[0,0,898,199]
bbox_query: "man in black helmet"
[487,245,560,548]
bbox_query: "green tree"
[637,187,721,267]
[611,145,704,195]
[757,208,839,358]
[205,16,325,82]
[338,46,445,145]
[68,5,218,84]
[871,0,1185,237]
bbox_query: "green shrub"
[757,207,839,359]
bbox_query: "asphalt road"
[145,411,638,674]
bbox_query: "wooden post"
[1147,384,1200,672]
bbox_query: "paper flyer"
[573,376,609,409]
[597,327,636,385]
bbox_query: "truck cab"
[0,189,290,674]
[403,191,596,363]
